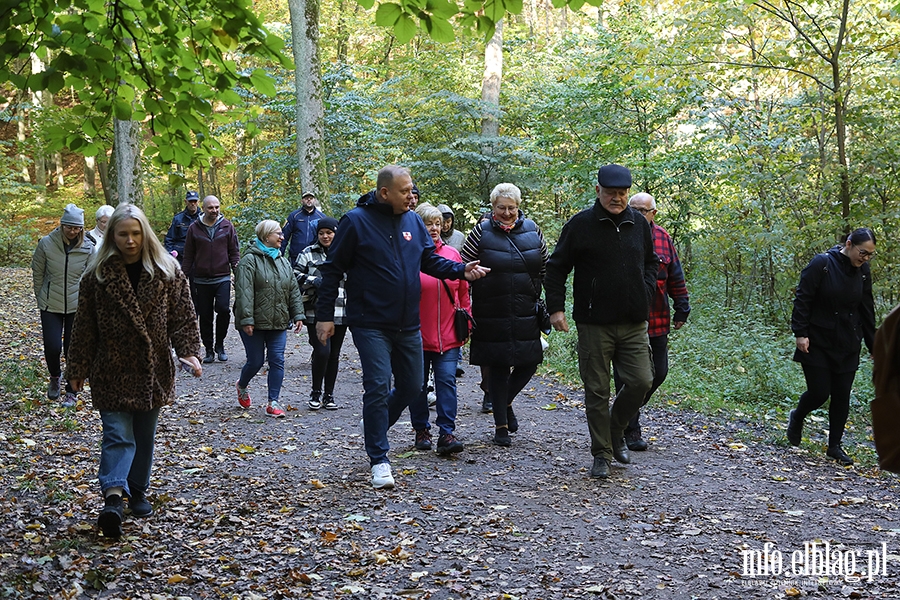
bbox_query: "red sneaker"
[266,401,286,418]
[236,381,251,409]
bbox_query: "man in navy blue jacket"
[316,165,489,489]
[281,192,326,265]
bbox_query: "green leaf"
[394,14,418,43]
[423,15,455,43]
[249,68,276,97]
[46,70,65,94]
[375,3,403,27]
[506,0,523,14]
[356,0,376,8]
[484,0,504,23]
[114,99,132,121]
[426,0,459,19]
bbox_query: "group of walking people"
[30,161,879,538]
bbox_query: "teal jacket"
[234,244,304,331]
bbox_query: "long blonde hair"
[87,204,178,283]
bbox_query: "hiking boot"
[127,489,153,518]
[202,349,216,364]
[98,494,124,539]
[827,445,853,466]
[506,405,518,433]
[266,401,286,418]
[786,409,803,447]
[371,463,394,489]
[236,381,251,409]
[493,427,511,447]
[47,376,61,400]
[414,429,432,451]
[215,345,228,362]
[590,456,610,479]
[625,428,648,451]
[481,392,492,414]
[308,390,322,411]
[456,367,464,378]
[612,436,631,464]
[61,392,77,408]
[436,432,464,455]
[322,394,337,410]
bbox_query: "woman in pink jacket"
[408,204,471,455]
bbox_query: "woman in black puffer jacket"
[461,183,549,447]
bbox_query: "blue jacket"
[164,209,200,261]
[316,191,466,331]
[282,206,326,264]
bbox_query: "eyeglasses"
[634,207,656,215]
[855,246,876,259]
[62,225,83,231]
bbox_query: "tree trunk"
[113,118,143,205]
[832,0,851,226]
[97,157,113,205]
[53,151,63,187]
[83,156,96,197]
[17,113,29,182]
[30,53,47,202]
[288,0,329,207]
[480,20,503,195]
[235,127,248,203]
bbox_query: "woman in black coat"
[461,183,549,447]
[788,228,876,465]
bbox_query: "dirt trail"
[1,267,899,599]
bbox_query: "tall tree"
[288,0,329,203]
[480,19,503,194]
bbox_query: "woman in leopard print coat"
[67,204,201,539]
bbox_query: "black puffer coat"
[466,214,547,367]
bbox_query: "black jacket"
[791,246,875,372]
[467,215,547,367]
[544,202,657,325]
[316,191,465,331]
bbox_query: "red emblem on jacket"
[403,231,412,241]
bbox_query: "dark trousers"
[614,334,668,435]
[488,363,538,429]
[194,281,231,351]
[308,324,348,396]
[794,364,857,446]
[40,310,75,393]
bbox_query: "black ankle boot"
[827,445,853,466]
[98,494,124,538]
[128,489,153,518]
[786,410,803,446]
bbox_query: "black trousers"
[40,310,75,393]
[308,324,348,396]
[194,281,231,351]
[614,334,668,435]
[488,363,538,429]
[794,364,857,446]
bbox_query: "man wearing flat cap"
[544,164,658,480]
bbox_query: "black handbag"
[507,237,551,335]
[441,280,475,342]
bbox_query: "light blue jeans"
[351,327,423,466]
[98,408,161,495]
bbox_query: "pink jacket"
[420,241,470,353]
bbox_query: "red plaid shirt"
[648,223,690,338]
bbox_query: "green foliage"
[0,0,291,170]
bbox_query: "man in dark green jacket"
[544,164,658,480]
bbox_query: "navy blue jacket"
[316,191,466,331]
[282,206,325,264]
[164,209,200,262]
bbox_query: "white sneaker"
[371,463,394,489]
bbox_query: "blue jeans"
[351,327,423,466]
[238,329,287,402]
[98,408,161,495]
[409,348,461,436]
